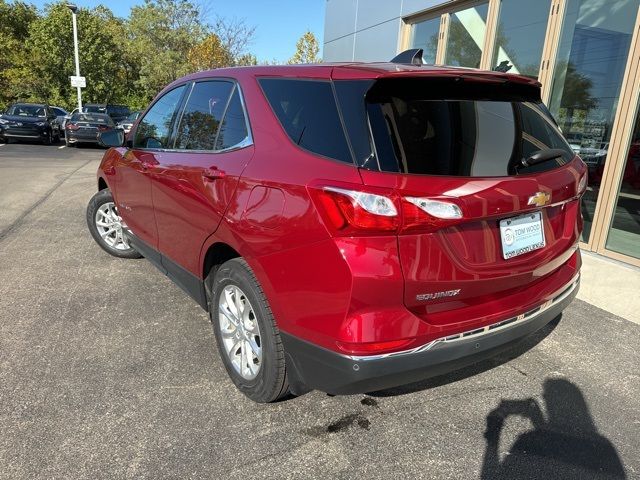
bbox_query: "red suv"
[87,51,586,403]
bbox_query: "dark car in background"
[116,111,141,134]
[0,103,61,144]
[65,112,115,147]
[83,104,131,123]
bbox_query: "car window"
[52,108,66,116]
[363,79,574,176]
[259,79,353,164]
[174,80,233,151]
[134,85,186,149]
[72,113,113,125]
[7,104,47,117]
[215,87,249,150]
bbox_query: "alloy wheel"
[94,202,131,251]
[218,285,262,380]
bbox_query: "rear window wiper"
[518,148,566,169]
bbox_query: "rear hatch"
[338,75,586,326]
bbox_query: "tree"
[0,0,38,109]
[127,0,206,103]
[212,16,256,65]
[288,31,321,64]
[188,33,232,71]
[15,2,126,109]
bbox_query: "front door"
[117,84,187,249]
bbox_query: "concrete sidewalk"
[578,252,640,324]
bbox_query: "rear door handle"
[202,167,226,180]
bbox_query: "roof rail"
[390,48,424,65]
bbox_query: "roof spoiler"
[390,48,424,65]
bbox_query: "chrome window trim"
[345,273,580,362]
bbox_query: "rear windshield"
[71,113,113,124]
[339,78,575,176]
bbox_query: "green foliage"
[0,0,272,110]
[0,0,319,112]
[288,31,321,64]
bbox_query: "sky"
[25,0,326,62]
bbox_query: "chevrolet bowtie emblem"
[528,191,551,207]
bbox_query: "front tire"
[86,189,142,259]
[209,258,290,403]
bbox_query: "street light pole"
[67,3,82,111]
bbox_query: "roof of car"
[175,62,541,88]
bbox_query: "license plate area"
[499,211,545,260]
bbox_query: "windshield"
[6,104,47,117]
[126,111,139,121]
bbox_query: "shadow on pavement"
[368,315,562,398]
[481,378,626,479]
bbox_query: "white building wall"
[323,0,450,62]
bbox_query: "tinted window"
[174,81,233,151]
[366,81,574,176]
[334,80,374,167]
[259,79,353,163]
[134,85,186,149]
[216,88,249,150]
[52,107,66,116]
[7,104,46,117]
[71,113,113,125]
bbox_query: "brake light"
[577,173,588,195]
[66,123,79,130]
[313,186,400,235]
[97,125,109,131]
[309,183,464,236]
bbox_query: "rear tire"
[208,258,290,403]
[86,189,142,259]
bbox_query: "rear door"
[350,77,587,325]
[151,80,254,276]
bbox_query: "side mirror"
[98,129,125,148]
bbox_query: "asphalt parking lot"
[1,142,639,479]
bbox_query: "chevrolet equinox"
[87,50,585,403]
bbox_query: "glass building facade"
[405,0,640,265]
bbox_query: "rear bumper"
[282,275,579,395]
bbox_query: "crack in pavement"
[0,159,93,243]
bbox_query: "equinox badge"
[416,289,461,301]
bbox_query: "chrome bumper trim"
[347,273,580,362]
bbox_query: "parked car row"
[0,102,140,146]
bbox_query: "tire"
[86,189,142,259]
[42,130,52,145]
[54,131,60,143]
[208,258,290,403]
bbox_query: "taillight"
[402,197,463,234]
[577,173,587,195]
[313,186,400,235]
[309,183,464,236]
[66,123,79,130]
[97,125,109,131]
